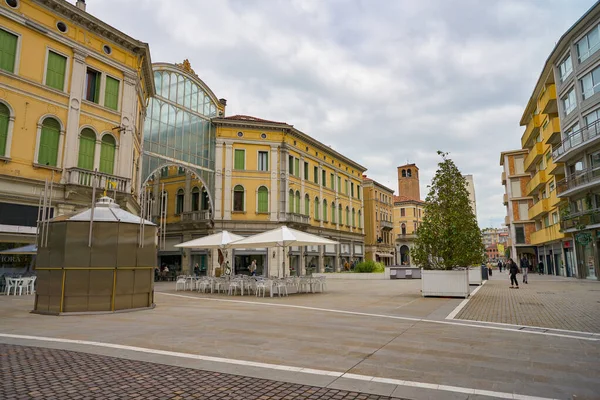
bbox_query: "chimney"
[75,0,86,12]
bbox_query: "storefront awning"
[376,252,394,258]
[0,244,37,255]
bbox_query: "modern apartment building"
[142,60,366,276]
[393,163,424,266]
[0,0,153,266]
[362,176,394,265]
[500,150,537,262]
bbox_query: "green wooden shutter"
[99,137,115,174]
[305,196,309,216]
[77,131,95,170]
[339,207,342,224]
[0,30,17,73]
[46,51,66,91]
[234,149,244,170]
[0,104,9,156]
[331,204,336,223]
[104,76,119,110]
[258,187,268,213]
[93,72,101,103]
[38,119,60,166]
[323,202,327,221]
[288,190,294,213]
[294,158,299,177]
[295,193,300,214]
[314,199,319,219]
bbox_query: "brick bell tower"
[397,164,420,201]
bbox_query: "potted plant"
[412,152,484,298]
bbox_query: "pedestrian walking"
[538,259,544,275]
[497,260,503,273]
[520,255,529,284]
[508,258,520,289]
[248,260,257,276]
[487,261,493,277]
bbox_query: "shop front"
[563,240,576,277]
[233,249,267,276]
[353,243,364,264]
[340,243,351,270]
[305,245,320,274]
[289,246,301,276]
[0,242,35,275]
[324,244,336,272]
[574,231,599,280]
[190,251,209,276]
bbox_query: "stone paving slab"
[0,344,405,400]
[455,274,600,333]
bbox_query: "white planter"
[468,267,483,285]
[421,269,469,298]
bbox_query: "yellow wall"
[392,202,424,237]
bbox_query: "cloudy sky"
[86,0,595,228]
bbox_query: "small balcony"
[546,157,565,177]
[525,169,546,195]
[180,210,210,223]
[542,117,561,145]
[505,215,510,226]
[521,114,542,148]
[503,193,508,205]
[530,224,564,245]
[557,167,600,197]
[278,212,310,225]
[548,190,561,208]
[66,167,130,193]
[396,233,417,240]
[552,119,600,163]
[528,198,549,220]
[561,209,600,231]
[501,172,506,185]
[381,220,393,230]
[540,84,557,115]
[524,142,545,172]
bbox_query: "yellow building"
[393,163,425,266]
[519,52,571,274]
[362,176,394,265]
[0,0,154,267]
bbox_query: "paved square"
[455,274,600,333]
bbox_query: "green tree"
[411,151,484,270]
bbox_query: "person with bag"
[508,258,520,289]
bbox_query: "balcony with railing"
[501,172,506,185]
[278,212,310,225]
[540,84,557,115]
[505,215,510,226]
[397,233,417,240]
[525,169,546,195]
[552,119,600,163]
[524,142,544,172]
[381,220,393,230]
[557,167,600,197]
[521,114,542,148]
[528,198,549,220]
[180,210,210,223]
[531,223,564,245]
[66,167,130,193]
[503,193,508,205]
[546,156,565,177]
[542,116,561,145]
[561,209,600,231]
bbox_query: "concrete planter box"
[389,267,421,279]
[313,269,390,280]
[421,269,469,298]
[468,267,483,285]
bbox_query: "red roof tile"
[222,115,287,125]
[394,195,424,204]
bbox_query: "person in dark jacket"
[538,259,544,275]
[497,260,503,273]
[508,258,520,288]
[520,256,529,284]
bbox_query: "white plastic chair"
[5,278,17,295]
[15,278,31,296]
[255,280,269,297]
[197,279,211,293]
[274,279,288,297]
[228,280,241,296]
[175,277,187,291]
[28,276,37,294]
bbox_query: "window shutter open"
[46,51,66,91]
[38,118,60,166]
[0,103,9,156]
[104,76,119,110]
[0,30,17,73]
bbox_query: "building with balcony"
[500,150,537,261]
[362,176,394,265]
[143,61,366,276]
[393,163,425,266]
[0,0,154,263]
[529,2,600,279]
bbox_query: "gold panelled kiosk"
[34,197,157,315]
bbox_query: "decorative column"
[270,145,279,221]
[61,48,88,179]
[223,142,233,220]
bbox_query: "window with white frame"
[558,54,573,81]
[584,108,600,127]
[258,151,268,171]
[580,65,600,100]
[576,24,600,63]
[562,88,576,116]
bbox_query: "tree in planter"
[411,151,484,270]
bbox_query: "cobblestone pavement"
[0,345,405,400]
[455,274,600,332]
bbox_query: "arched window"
[323,199,328,222]
[345,207,350,226]
[192,187,200,211]
[401,169,406,177]
[0,103,10,156]
[233,185,244,212]
[77,128,96,170]
[314,197,320,220]
[99,134,116,174]
[407,168,412,177]
[257,186,268,213]
[358,210,362,229]
[338,204,342,224]
[331,202,336,223]
[352,208,356,227]
[176,189,184,214]
[38,117,61,166]
[295,191,300,214]
[401,223,406,235]
[305,194,310,216]
[201,188,210,210]
[289,189,294,213]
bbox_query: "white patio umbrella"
[228,226,339,277]
[175,231,245,275]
